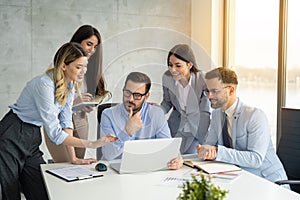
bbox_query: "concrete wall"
[0,0,213,160]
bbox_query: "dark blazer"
[160,70,211,154]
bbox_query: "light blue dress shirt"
[100,102,171,160]
[9,74,74,145]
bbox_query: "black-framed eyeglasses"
[123,89,147,100]
[203,86,231,96]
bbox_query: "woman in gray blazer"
[160,44,211,154]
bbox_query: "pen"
[183,161,194,168]
[211,175,234,180]
[77,174,103,180]
[77,175,93,180]
[93,174,104,178]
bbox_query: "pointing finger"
[128,107,133,118]
[197,144,202,150]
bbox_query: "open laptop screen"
[110,138,182,174]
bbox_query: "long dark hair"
[167,44,199,74]
[70,25,109,97]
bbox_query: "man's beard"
[126,100,144,115]
[209,96,227,109]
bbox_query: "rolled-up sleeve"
[59,91,74,129]
[34,79,72,145]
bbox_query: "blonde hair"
[46,42,87,105]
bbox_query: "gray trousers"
[0,110,48,200]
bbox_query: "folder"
[46,166,103,182]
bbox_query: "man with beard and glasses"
[197,67,289,187]
[100,72,183,170]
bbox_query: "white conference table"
[41,159,300,200]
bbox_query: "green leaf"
[177,172,228,200]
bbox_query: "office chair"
[96,103,118,160]
[275,108,300,193]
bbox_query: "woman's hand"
[73,93,95,113]
[80,105,94,113]
[81,93,94,102]
[70,157,98,165]
[92,134,118,148]
[80,93,95,113]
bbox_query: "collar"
[225,98,238,118]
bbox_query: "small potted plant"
[177,173,228,200]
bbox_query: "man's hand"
[125,108,143,136]
[168,156,184,170]
[197,144,218,160]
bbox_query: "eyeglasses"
[123,89,147,100]
[203,86,231,96]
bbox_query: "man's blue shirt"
[100,102,171,160]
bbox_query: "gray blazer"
[161,70,211,154]
[205,98,288,183]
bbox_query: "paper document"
[183,168,241,183]
[211,171,241,181]
[46,166,103,182]
[160,176,191,186]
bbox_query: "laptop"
[110,138,182,174]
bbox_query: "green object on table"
[177,172,228,200]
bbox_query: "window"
[227,0,279,145]
[286,0,300,108]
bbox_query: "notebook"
[72,92,111,111]
[110,138,182,174]
[183,160,241,174]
